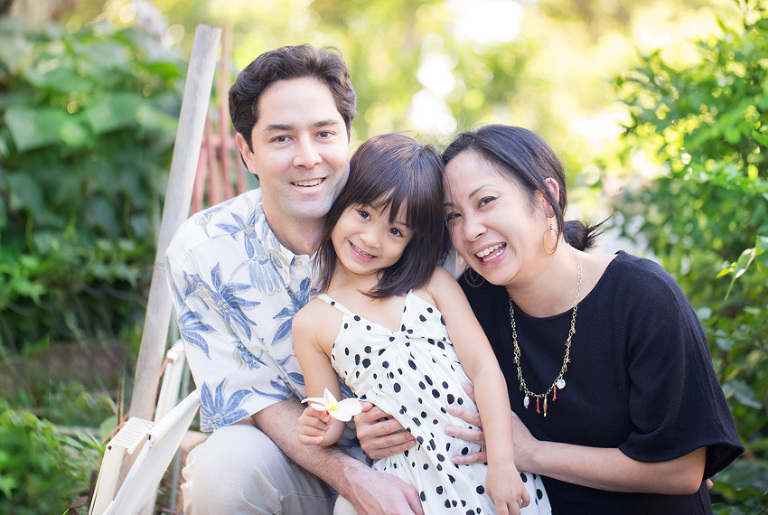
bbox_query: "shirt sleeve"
[618,261,743,479]
[164,218,294,432]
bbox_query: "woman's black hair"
[316,133,446,298]
[442,124,602,251]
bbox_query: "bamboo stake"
[129,24,222,422]
[217,24,234,200]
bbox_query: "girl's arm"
[427,268,528,513]
[293,302,347,447]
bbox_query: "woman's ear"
[541,178,560,218]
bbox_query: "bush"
[0,401,103,515]
[612,0,768,510]
[0,18,186,354]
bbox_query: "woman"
[438,124,743,513]
[354,124,743,514]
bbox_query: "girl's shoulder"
[294,296,338,329]
[414,266,460,306]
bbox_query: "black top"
[460,251,743,514]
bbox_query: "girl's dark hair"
[229,44,356,148]
[442,124,602,251]
[316,133,446,298]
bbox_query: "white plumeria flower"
[301,388,362,422]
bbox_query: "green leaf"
[4,106,71,152]
[82,92,143,135]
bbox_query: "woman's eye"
[357,210,370,220]
[478,196,496,208]
[445,212,460,223]
[389,228,403,237]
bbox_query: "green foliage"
[0,401,103,515]
[613,0,768,509]
[0,18,186,353]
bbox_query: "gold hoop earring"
[464,268,485,288]
[543,222,558,254]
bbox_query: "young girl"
[293,133,551,515]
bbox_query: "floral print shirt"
[165,188,354,433]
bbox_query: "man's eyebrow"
[262,119,341,132]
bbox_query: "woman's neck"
[506,249,614,318]
[505,247,582,318]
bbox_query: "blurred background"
[0,0,766,513]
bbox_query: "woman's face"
[443,150,548,288]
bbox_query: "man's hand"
[344,463,424,515]
[354,401,416,460]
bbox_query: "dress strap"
[316,293,355,316]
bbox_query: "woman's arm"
[446,385,707,495]
[511,410,707,494]
[293,303,346,446]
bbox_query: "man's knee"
[181,420,333,514]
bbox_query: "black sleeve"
[617,259,743,479]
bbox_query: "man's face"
[238,76,350,233]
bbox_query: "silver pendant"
[556,378,566,390]
[523,395,530,409]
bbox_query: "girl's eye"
[357,210,370,220]
[389,228,403,237]
[445,212,460,223]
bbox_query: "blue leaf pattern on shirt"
[249,250,284,295]
[234,341,263,370]
[251,379,294,400]
[200,379,252,431]
[177,311,215,359]
[216,211,259,258]
[272,277,314,345]
[209,263,260,339]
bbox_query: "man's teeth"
[294,178,323,187]
[476,244,504,261]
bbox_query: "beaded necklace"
[508,254,582,417]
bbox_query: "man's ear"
[235,132,257,176]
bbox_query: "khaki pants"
[180,418,335,515]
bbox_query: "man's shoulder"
[167,189,264,256]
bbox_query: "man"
[165,45,422,514]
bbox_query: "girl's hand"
[354,401,416,460]
[297,406,332,445]
[486,462,530,515]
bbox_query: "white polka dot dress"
[318,292,551,514]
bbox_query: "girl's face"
[443,150,548,288]
[331,201,414,280]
